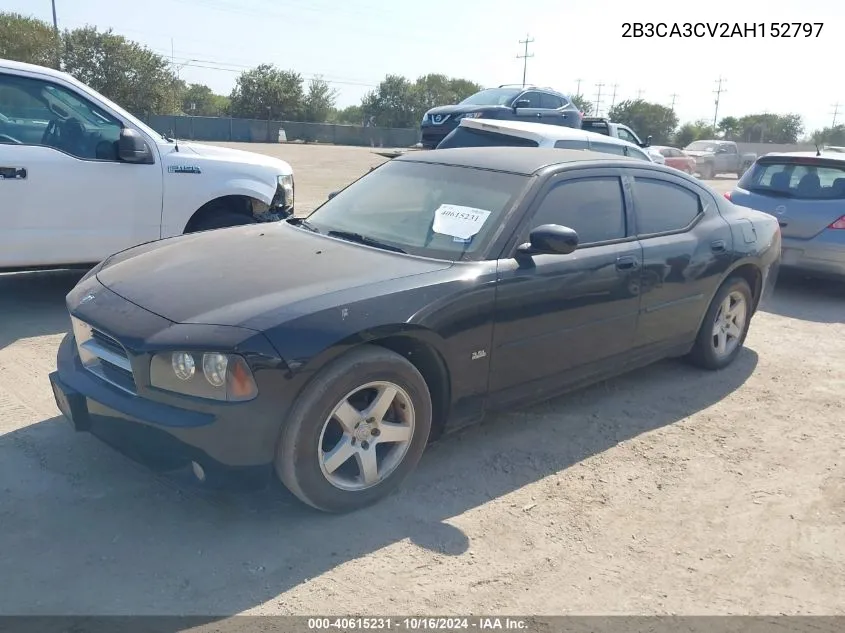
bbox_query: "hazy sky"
[7,0,843,134]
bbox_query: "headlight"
[150,351,258,402]
[277,174,294,209]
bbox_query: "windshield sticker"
[433,204,491,240]
[168,165,201,174]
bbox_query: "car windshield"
[738,158,845,200]
[686,141,718,151]
[459,88,522,106]
[302,159,530,261]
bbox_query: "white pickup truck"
[0,59,294,271]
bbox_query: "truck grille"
[72,317,137,395]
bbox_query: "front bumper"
[50,333,277,486]
[780,233,845,280]
[420,122,458,148]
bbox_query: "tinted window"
[517,92,541,107]
[307,160,530,261]
[554,139,589,150]
[459,88,522,106]
[582,120,610,136]
[627,147,651,162]
[738,159,845,200]
[721,144,737,154]
[632,178,701,234]
[540,93,564,109]
[527,177,627,245]
[590,141,626,156]
[0,73,121,159]
[437,126,539,149]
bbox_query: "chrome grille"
[430,113,451,125]
[72,317,137,395]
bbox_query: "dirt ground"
[0,144,843,617]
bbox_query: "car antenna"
[814,142,821,157]
[170,126,179,152]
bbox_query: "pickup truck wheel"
[700,163,714,180]
[188,212,256,233]
[275,345,433,513]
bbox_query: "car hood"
[425,104,505,116]
[684,150,715,158]
[95,223,451,328]
[167,141,293,174]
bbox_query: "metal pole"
[51,0,58,31]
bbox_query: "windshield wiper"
[327,230,406,253]
[287,217,320,233]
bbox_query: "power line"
[517,34,534,88]
[832,102,841,127]
[609,84,619,111]
[594,82,604,117]
[713,76,727,129]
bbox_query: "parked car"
[726,151,845,280]
[579,117,664,164]
[420,84,582,149]
[437,118,655,162]
[651,145,698,174]
[0,59,294,271]
[50,147,780,513]
[683,140,756,179]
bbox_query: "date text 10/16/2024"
[622,22,824,38]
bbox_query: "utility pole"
[609,84,619,111]
[517,34,535,88]
[635,88,644,100]
[575,79,582,96]
[670,93,678,112]
[594,82,604,117]
[51,0,58,31]
[713,76,727,129]
[832,102,841,127]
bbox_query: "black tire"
[275,345,433,513]
[700,163,714,180]
[188,211,256,233]
[687,276,753,370]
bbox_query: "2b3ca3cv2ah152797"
[49,147,781,513]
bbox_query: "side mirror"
[513,99,531,110]
[516,224,579,259]
[118,128,153,164]
[328,191,339,200]
[643,135,652,148]
[716,147,727,154]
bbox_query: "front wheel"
[275,345,432,513]
[687,277,753,370]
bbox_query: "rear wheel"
[687,277,753,370]
[275,346,432,513]
[700,163,714,180]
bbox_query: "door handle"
[616,255,640,270]
[0,167,27,180]
[710,239,727,252]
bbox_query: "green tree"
[607,99,678,144]
[62,26,181,116]
[570,94,593,116]
[181,83,229,116]
[812,125,845,146]
[735,113,803,143]
[674,120,717,147]
[361,74,416,128]
[330,105,363,125]
[717,116,740,140]
[0,12,60,68]
[229,64,304,121]
[303,76,338,123]
[410,73,482,118]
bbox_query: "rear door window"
[554,139,590,150]
[632,177,702,234]
[739,159,845,200]
[437,126,539,149]
[590,141,627,157]
[540,93,564,109]
[616,127,640,144]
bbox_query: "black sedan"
[49,148,781,513]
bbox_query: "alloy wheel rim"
[711,291,747,358]
[317,381,415,491]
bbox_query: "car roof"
[0,57,66,79]
[393,147,640,175]
[457,118,644,150]
[758,151,845,162]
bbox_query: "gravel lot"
[1,143,843,616]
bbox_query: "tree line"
[2,11,839,146]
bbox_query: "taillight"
[829,215,845,229]
[724,191,732,200]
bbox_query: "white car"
[0,59,294,271]
[438,118,657,163]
